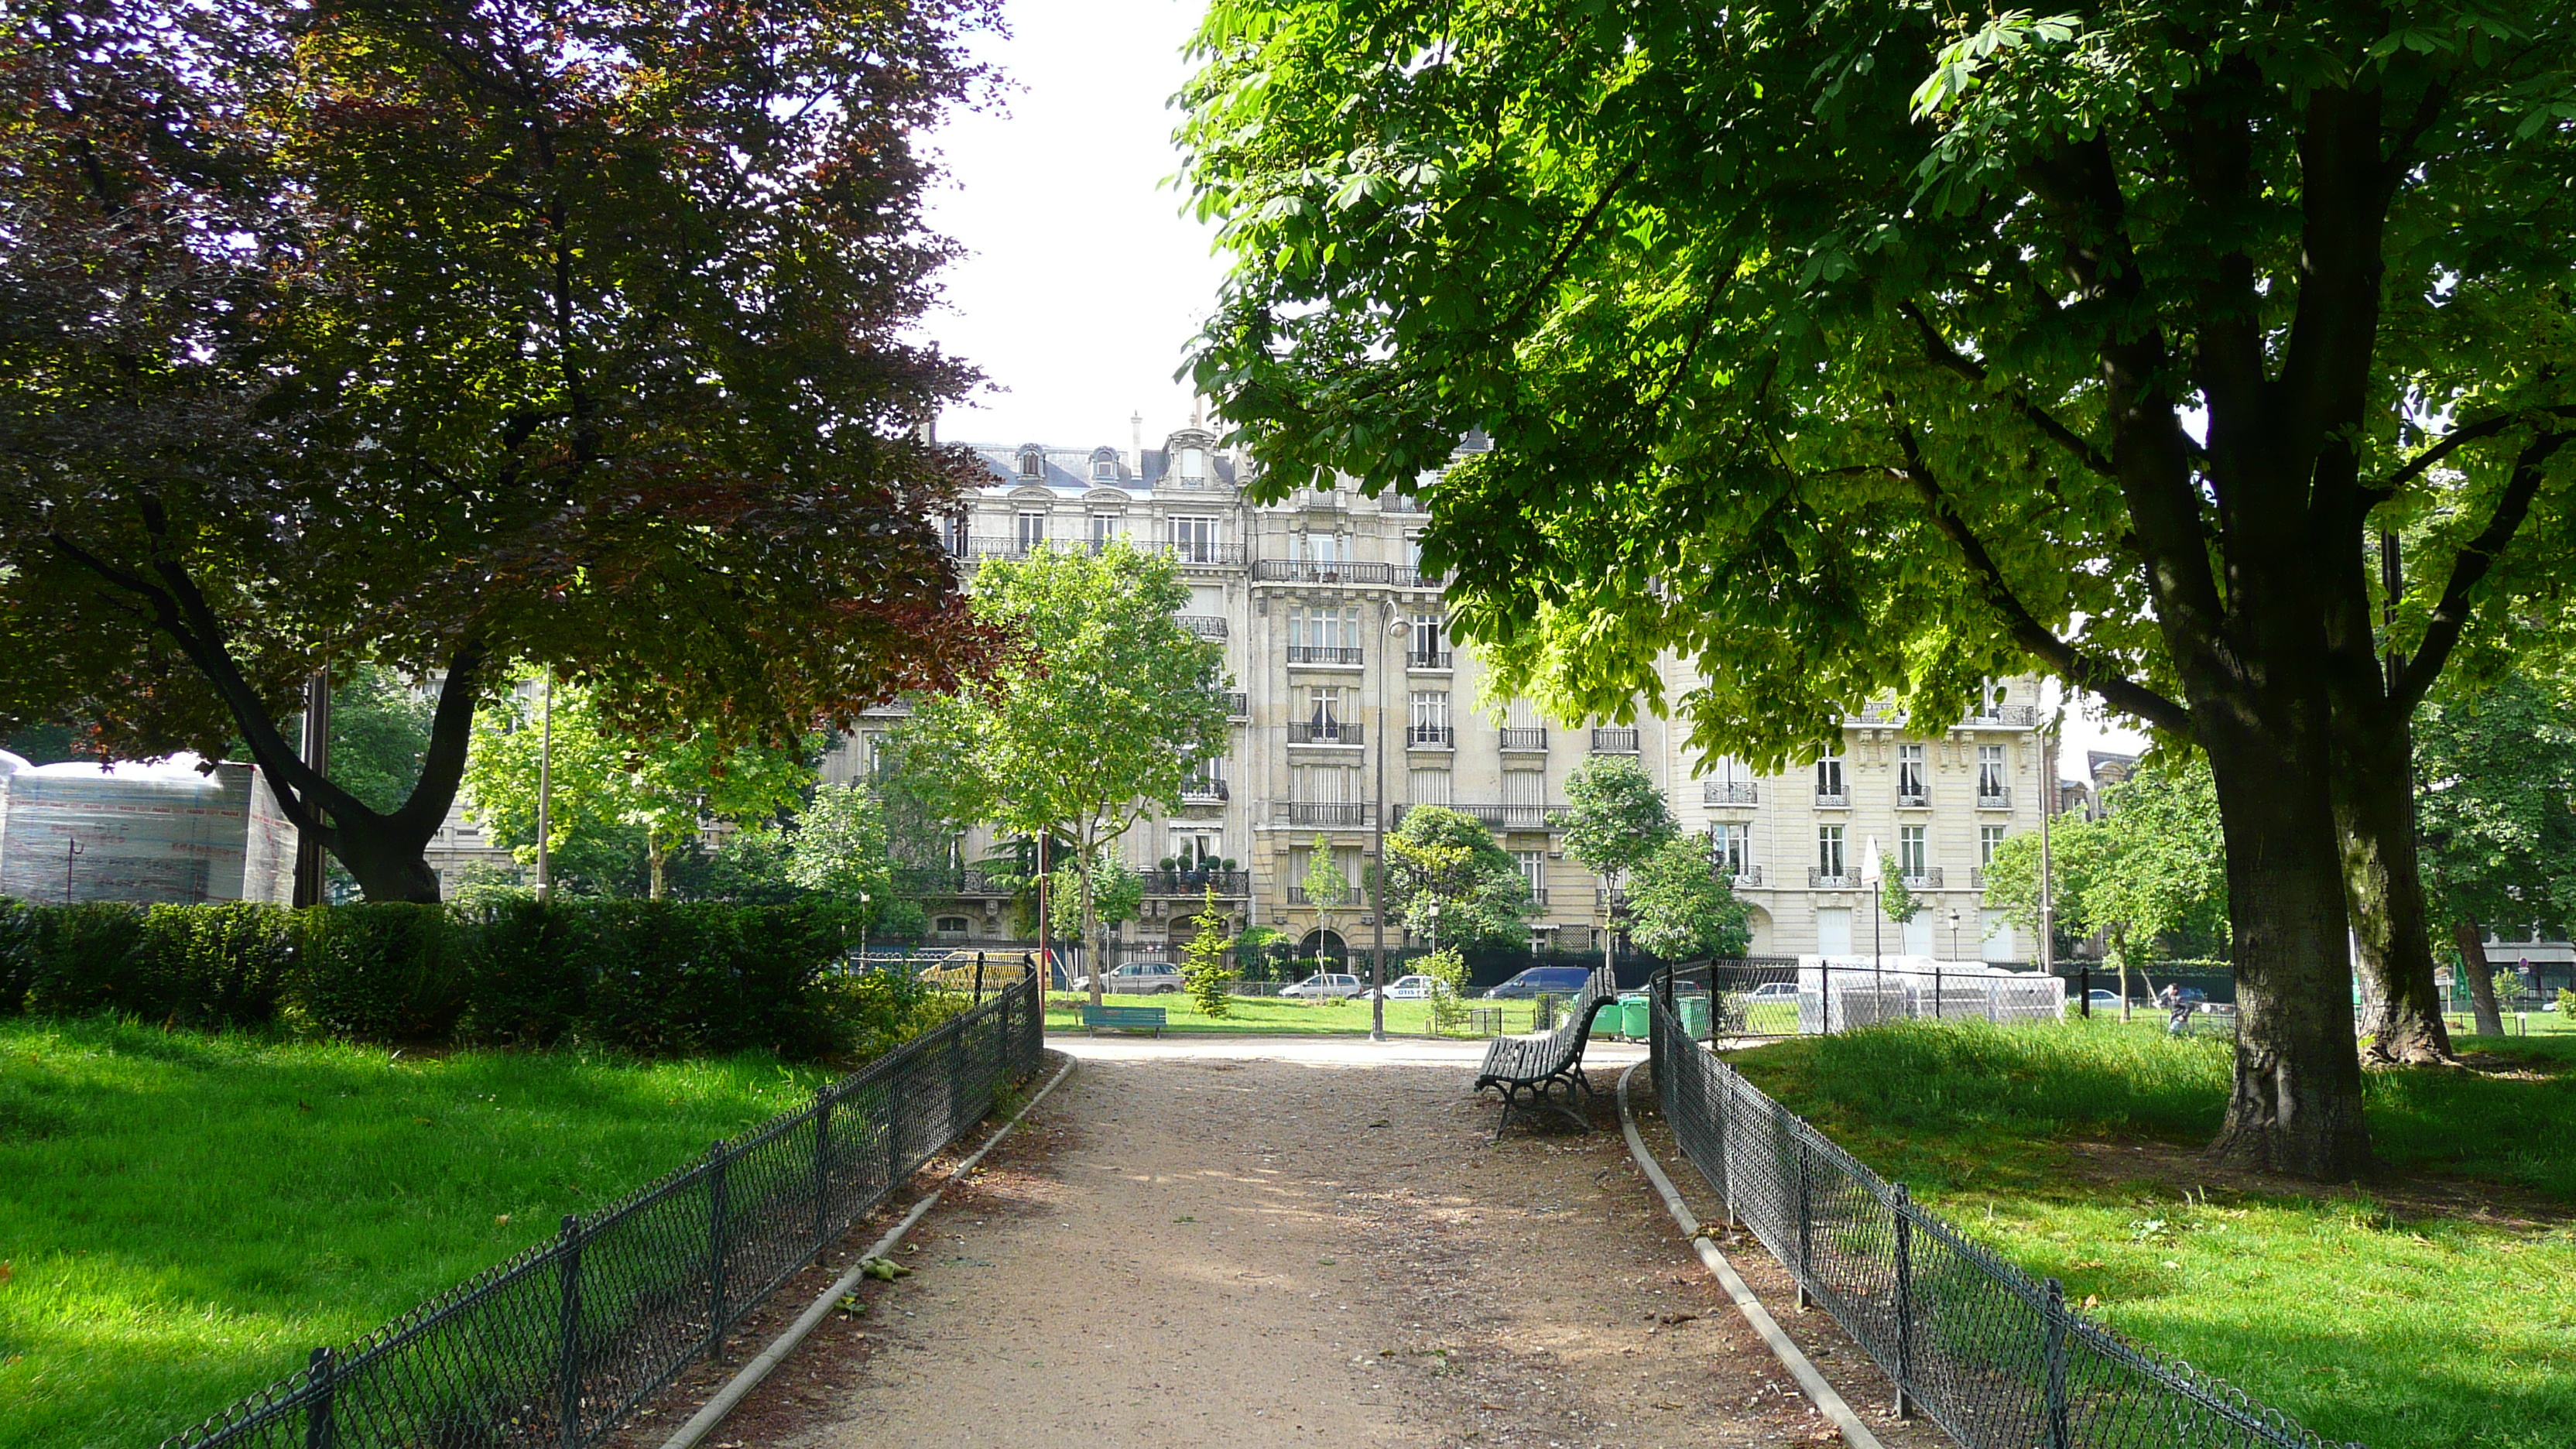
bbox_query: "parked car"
[1282,971,1365,999]
[1363,975,1440,1001]
[1067,961,1185,995]
[2086,988,2123,1009]
[1745,981,1800,1002]
[1482,966,1595,1000]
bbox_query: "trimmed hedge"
[0,898,926,1060]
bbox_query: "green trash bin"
[1678,992,1712,1040]
[1619,993,1651,1040]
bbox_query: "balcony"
[1902,867,1944,889]
[1406,724,1455,748]
[1969,866,1986,889]
[1225,691,1250,719]
[1178,779,1231,804]
[1274,800,1374,827]
[1255,558,1386,584]
[1450,803,1559,831]
[1704,781,1759,805]
[1526,887,1551,907]
[1810,868,1861,889]
[1175,614,1228,639]
[1499,727,1549,752]
[1968,704,2043,726]
[1896,787,1930,808]
[1406,649,1454,670]
[1390,565,1447,589]
[1976,787,2013,810]
[892,865,1023,897]
[1590,728,1640,754]
[1381,492,1430,514]
[1729,865,1762,889]
[1287,720,1362,747]
[1814,791,1850,808]
[1143,868,1249,897]
[1286,644,1365,666]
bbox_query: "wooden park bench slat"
[1082,1004,1166,1037]
[1471,966,1619,1139]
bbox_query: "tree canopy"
[1625,838,1752,962]
[0,0,1000,901]
[1384,804,1535,949]
[1983,757,2230,982]
[1177,0,2576,1177]
[2417,673,2576,944]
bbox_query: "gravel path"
[698,1037,1946,1449]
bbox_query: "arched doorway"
[1299,928,1349,966]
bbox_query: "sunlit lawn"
[0,1017,839,1449]
[1724,1020,2576,1449]
[1043,991,1576,1037]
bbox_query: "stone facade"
[858,417,2053,964]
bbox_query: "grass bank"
[1723,1019,2576,1449]
[0,1016,847,1449]
[1043,992,1574,1037]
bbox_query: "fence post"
[813,1086,836,1252]
[303,1346,335,1449]
[2044,1276,2071,1449]
[1935,962,1944,1021]
[1893,1184,1915,1420]
[705,1140,729,1361]
[556,1214,583,1449]
[947,1019,968,1139]
[1822,961,1832,1036]
[973,951,987,1005]
[1794,1132,1814,1311]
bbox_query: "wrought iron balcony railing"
[1814,790,1850,808]
[1274,800,1374,827]
[1590,728,1640,754]
[1976,787,2014,810]
[1896,787,1930,807]
[1406,724,1454,748]
[1810,868,1860,889]
[1498,727,1549,752]
[1286,644,1365,666]
[1174,614,1228,639]
[1902,867,1944,888]
[1703,781,1759,805]
[1406,649,1454,670]
[1287,720,1362,746]
[1178,779,1230,803]
[1729,865,1762,889]
[1143,868,1249,897]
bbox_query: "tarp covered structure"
[0,752,296,905]
[1791,955,2065,1033]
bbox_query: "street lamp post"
[1371,607,1410,1044]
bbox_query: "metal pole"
[2038,719,2057,981]
[63,838,81,905]
[1371,704,1386,1043]
[303,1345,336,1449]
[293,669,331,908]
[536,673,553,903]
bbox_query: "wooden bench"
[1081,1003,1167,1037]
[1471,966,1619,1138]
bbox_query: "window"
[1409,611,1445,663]
[1170,515,1219,563]
[1711,822,1750,876]
[1817,824,1846,877]
[1817,907,1853,956]
[1406,532,1426,569]
[1899,824,1927,877]
[1980,677,2008,714]
[943,512,969,555]
[1505,698,1542,730]
[1708,755,1750,784]
[1296,529,1345,564]
[1179,446,1208,481]
[1896,743,1926,800]
[1184,754,1225,788]
[1815,742,1845,799]
[1408,767,1452,805]
[1015,509,1047,553]
[1410,690,1449,744]
[1304,686,1345,725]
[1016,447,1044,479]
[1980,825,2006,865]
[1292,764,1360,801]
[934,916,969,934]
[1502,770,1544,807]
[1290,605,1361,652]
[1090,512,1122,547]
[1977,744,2007,797]
[1091,449,1118,481]
[1515,850,1547,899]
[1170,829,1224,870]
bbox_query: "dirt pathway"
[704,1038,1947,1449]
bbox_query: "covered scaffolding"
[0,752,296,905]
[1792,954,2065,1033]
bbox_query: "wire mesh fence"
[1667,958,2067,1038]
[161,967,1047,1449]
[1646,973,2363,1449]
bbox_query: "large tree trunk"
[2454,919,2507,1038]
[2200,713,2374,1180]
[283,644,488,905]
[2332,716,2454,1062]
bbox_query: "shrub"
[1417,945,1470,1030]
[24,903,148,1016]
[291,903,471,1040]
[136,902,300,1026]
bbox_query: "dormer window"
[1180,446,1207,481]
[1016,445,1045,480]
[1091,447,1119,481]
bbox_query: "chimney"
[1130,410,1143,471]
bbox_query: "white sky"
[922,0,2157,777]
[917,0,1226,448]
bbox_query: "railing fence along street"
[1646,969,2361,1449]
[163,969,1047,1449]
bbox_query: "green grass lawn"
[0,1016,842,1449]
[1043,992,1586,1037]
[1722,1019,2576,1449]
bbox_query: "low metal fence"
[1646,974,2358,1449]
[163,970,1047,1449]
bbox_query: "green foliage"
[1985,757,2227,969]
[324,665,436,817]
[1877,855,1921,927]
[892,542,1231,988]
[0,900,908,1061]
[1555,756,1677,886]
[1051,851,1143,934]
[465,674,819,899]
[2417,672,2576,939]
[783,783,895,913]
[0,0,998,899]
[1625,838,1753,961]
[1180,889,1238,1018]
[1416,945,1470,1029]
[1383,806,1534,947]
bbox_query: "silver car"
[1070,961,1186,995]
[1280,971,1365,999]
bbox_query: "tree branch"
[2393,430,2571,710]
[2362,403,2576,503]
[1886,408,2194,735]
[388,639,490,837]
[1499,156,1643,339]
[1897,300,2117,478]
